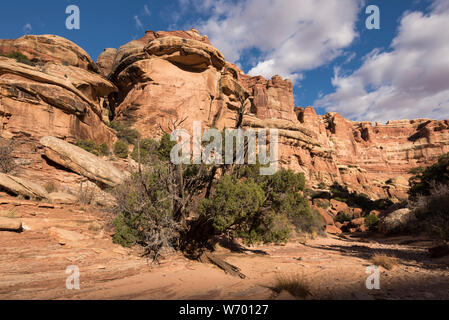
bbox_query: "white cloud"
[193,0,361,82]
[134,4,151,29]
[134,15,143,29]
[23,23,32,34]
[315,2,449,121]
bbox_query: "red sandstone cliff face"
[103,29,449,200]
[0,30,448,200]
[0,35,119,190]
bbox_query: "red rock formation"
[1,30,448,200]
[0,35,119,192]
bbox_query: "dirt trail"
[1,196,448,300]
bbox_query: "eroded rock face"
[0,172,48,200]
[294,108,449,199]
[97,48,117,77]
[0,35,98,72]
[103,29,449,199]
[0,41,117,144]
[1,30,448,199]
[108,29,247,137]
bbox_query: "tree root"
[199,252,246,279]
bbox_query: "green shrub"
[112,169,180,253]
[199,176,265,240]
[99,143,110,156]
[112,213,144,248]
[365,214,380,229]
[317,182,327,190]
[2,51,34,65]
[74,140,110,156]
[199,169,319,246]
[131,138,158,164]
[112,129,320,259]
[114,140,129,159]
[157,134,176,162]
[109,121,140,145]
[336,212,352,224]
[75,140,100,156]
[409,153,449,198]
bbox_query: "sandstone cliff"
[0,30,448,201]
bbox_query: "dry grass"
[371,253,398,270]
[273,272,311,299]
[44,182,58,194]
[0,139,15,174]
[77,182,96,206]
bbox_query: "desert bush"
[77,182,96,206]
[0,140,15,174]
[112,169,181,256]
[371,253,398,270]
[109,121,140,145]
[2,51,34,65]
[409,183,449,241]
[409,153,449,199]
[317,182,327,190]
[364,214,380,229]
[99,143,110,156]
[75,140,100,156]
[44,181,58,194]
[336,212,352,224]
[74,140,110,156]
[131,138,158,164]
[273,272,311,299]
[114,140,129,159]
[112,109,319,267]
[130,135,175,164]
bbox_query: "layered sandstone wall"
[103,29,449,200]
[0,30,448,200]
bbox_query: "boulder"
[350,218,365,228]
[0,34,99,71]
[330,199,348,213]
[96,48,117,77]
[0,217,22,232]
[0,173,48,199]
[349,207,363,218]
[378,208,415,235]
[40,136,125,187]
[325,225,342,235]
[312,206,334,226]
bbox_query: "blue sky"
[1,0,448,122]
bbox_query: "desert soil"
[1,195,448,300]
